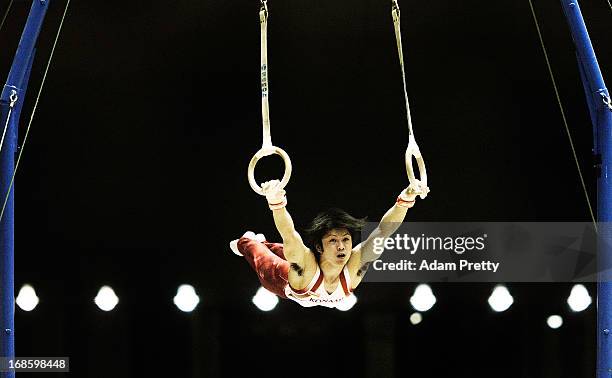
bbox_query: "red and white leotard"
[284,265,353,308]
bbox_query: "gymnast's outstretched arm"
[262,180,309,264]
[356,180,428,264]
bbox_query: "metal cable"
[0,0,15,33]
[0,107,14,156]
[527,0,597,230]
[0,0,71,223]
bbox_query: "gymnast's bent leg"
[237,237,289,298]
[263,241,286,259]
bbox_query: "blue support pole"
[559,1,612,377]
[0,1,51,377]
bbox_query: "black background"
[0,0,610,376]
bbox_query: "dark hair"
[303,208,367,256]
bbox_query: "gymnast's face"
[318,228,352,265]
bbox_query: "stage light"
[410,312,422,325]
[336,293,357,311]
[173,284,200,312]
[547,315,563,329]
[409,284,436,312]
[488,285,514,312]
[95,286,119,312]
[567,284,592,312]
[252,286,278,311]
[16,284,39,312]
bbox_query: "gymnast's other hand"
[397,180,429,207]
[261,180,287,210]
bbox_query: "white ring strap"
[392,0,428,195]
[247,1,292,196]
[260,4,271,148]
[392,1,414,137]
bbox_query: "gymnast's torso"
[285,264,353,308]
[284,242,366,300]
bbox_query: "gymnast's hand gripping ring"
[405,134,428,199]
[248,145,292,196]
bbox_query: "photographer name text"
[372,259,500,272]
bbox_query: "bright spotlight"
[410,284,436,312]
[95,286,119,312]
[547,315,563,329]
[410,312,422,325]
[488,285,514,312]
[336,294,357,311]
[252,287,278,311]
[567,284,592,312]
[173,284,200,312]
[16,284,39,312]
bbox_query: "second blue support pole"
[559,1,612,377]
